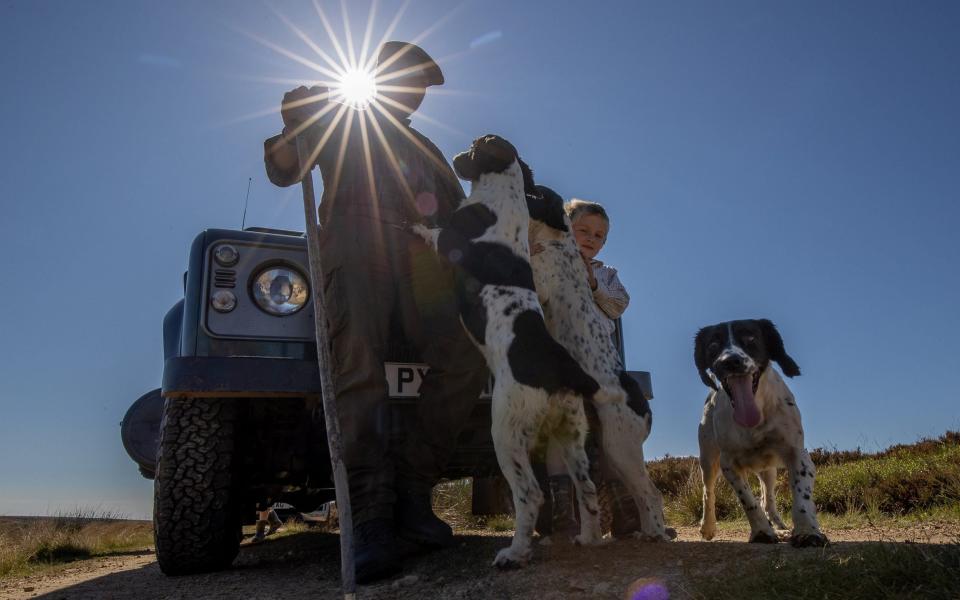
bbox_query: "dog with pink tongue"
[693,319,829,547]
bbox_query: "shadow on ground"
[26,528,958,600]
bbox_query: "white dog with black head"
[694,319,828,547]
[525,185,672,542]
[412,135,614,568]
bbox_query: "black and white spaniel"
[527,185,672,542]
[694,319,828,547]
[412,135,610,567]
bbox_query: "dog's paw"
[492,547,530,569]
[749,530,780,544]
[790,532,829,548]
[699,523,716,541]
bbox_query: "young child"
[565,199,630,327]
[535,198,639,539]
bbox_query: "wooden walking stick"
[296,134,356,599]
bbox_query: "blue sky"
[1,1,958,519]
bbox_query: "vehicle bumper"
[161,356,652,401]
[162,356,321,398]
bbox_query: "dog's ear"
[517,158,536,193]
[527,185,569,232]
[694,327,718,390]
[757,319,801,377]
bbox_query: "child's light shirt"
[590,259,630,321]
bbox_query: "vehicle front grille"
[214,269,237,288]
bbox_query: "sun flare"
[241,1,474,183]
[333,67,378,110]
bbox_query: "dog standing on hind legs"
[412,134,610,567]
[526,186,672,542]
[694,319,829,547]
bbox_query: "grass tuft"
[484,514,515,532]
[0,509,153,580]
[28,541,91,564]
[433,478,477,530]
[432,478,515,532]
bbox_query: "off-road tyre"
[154,398,243,575]
[597,480,615,535]
[471,476,513,516]
[598,479,645,537]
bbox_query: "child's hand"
[581,253,598,290]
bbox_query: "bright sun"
[240,1,465,183]
[333,68,377,110]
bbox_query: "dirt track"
[3,523,957,600]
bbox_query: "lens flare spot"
[626,578,670,600]
[416,191,438,217]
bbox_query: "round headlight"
[210,290,237,313]
[251,266,309,315]
[213,244,239,266]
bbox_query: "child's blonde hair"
[564,199,610,225]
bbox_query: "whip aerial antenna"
[241,177,252,230]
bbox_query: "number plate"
[384,362,492,399]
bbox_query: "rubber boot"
[355,518,401,584]
[548,475,579,539]
[395,489,453,549]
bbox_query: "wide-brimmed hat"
[377,41,444,86]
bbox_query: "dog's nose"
[717,353,745,370]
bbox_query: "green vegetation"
[814,439,960,515]
[683,541,960,600]
[0,509,153,580]
[652,431,960,526]
[484,514,516,532]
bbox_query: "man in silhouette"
[264,41,487,583]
